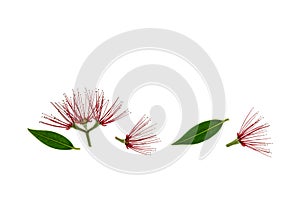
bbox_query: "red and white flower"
[226,108,272,157]
[40,89,129,147]
[40,90,95,129]
[93,90,129,126]
[115,115,160,155]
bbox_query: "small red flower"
[93,91,129,126]
[115,115,160,155]
[40,90,95,129]
[226,108,271,157]
[39,89,129,147]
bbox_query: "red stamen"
[236,108,272,157]
[123,115,160,155]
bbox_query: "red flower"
[39,89,129,147]
[93,91,129,126]
[115,115,160,155]
[40,90,95,130]
[226,108,271,157]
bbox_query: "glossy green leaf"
[172,119,229,145]
[28,129,80,150]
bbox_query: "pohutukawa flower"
[40,89,128,147]
[93,91,129,126]
[40,90,94,130]
[115,115,160,155]
[226,108,272,157]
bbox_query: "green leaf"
[28,129,80,150]
[172,118,229,145]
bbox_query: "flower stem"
[73,122,101,147]
[115,136,125,144]
[226,138,240,147]
[73,124,86,132]
[85,131,92,147]
[89,122,100,132]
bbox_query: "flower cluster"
[226,108,271,157]
[40,89,159,154]
[40,89,128,130]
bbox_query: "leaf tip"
[27,128,34,133]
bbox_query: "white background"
[1,1,299,199]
